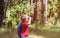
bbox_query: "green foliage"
[48,0,58,16]
[29,24,60,32]
[4,0,60,31]
[5,0,31,28]
[47,0,58,25]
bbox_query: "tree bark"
[30,0,48,25]
[41,0,47,25]
[0,0,5,27]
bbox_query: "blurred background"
[0,0,60,38]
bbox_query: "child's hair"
[21,14,28,21]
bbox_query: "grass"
[0,23,60,38]
[29,24,60,32]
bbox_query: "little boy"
[18,14,31,38]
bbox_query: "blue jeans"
[19,35,29,38]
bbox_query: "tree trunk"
[0,0,5,27]
[41,0,47,25]
[30,0,48,25]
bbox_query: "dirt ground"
[0,29,60,38]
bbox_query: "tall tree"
[30,0,48,25]
[41,0,47,25]
[0,0,5,27]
